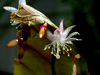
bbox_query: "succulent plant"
[3,0,90,75]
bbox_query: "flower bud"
[39,25,47,39]
[7,39,19,47]
[18,45,26,59]
[72,63,77,75]
[7,38,25,48]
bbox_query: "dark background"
[0,0,99,75]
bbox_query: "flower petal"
[59,19,64,34]
[62,25,76,38]
[46,29,55,41]
[19,0,26,6]
[66,41,73,44]
[65,38,82,41]
[11,21,20,26]
[3,6,18,13]
[68,32,80,38]
[54,29,60,36]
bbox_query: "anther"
[57,43,59,46]
[54,54,57,56]
[68,54,70,57]
[62,47,65,50]
[53,44,55,46]
[10,22,12,23]
[48,46,50,49]
[59,49,61,51]
[67,49,69,51]
[51,52,53,54]
[70,48,72,51]
[63,51,65,54]
[44,47,47,50]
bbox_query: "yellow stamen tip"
[51,52,53,54]
[53,44,55,46]
[16,27,18,29]
[54,54,56,56]
[10,16,13,19]
[70,48,72,51]
[13,21,16,23]
[48,46,50,49]
[44,47,47,50]
[10,22,12,23]
[63,47,65,50]
[67,49,69,51]
[57,43,59,46]
[54,55,56,56]
[68,54,70,57]
[63,52,65,54]
[59,49,61,51]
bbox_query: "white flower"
[3,0,26,26]
[44,19,82,59]
[3,0,58,29]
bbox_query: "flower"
[3,0,57,28]
[44,19,82,59]
[3,0,27,26]
[3,0,58,38]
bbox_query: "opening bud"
[39,23,47,39]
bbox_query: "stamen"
[54,49,56,51]
[62,47,65,50]
[13,20,16,23]
[54,54,56,56]
[10,21,12,23]
[65,44,72,51]
[48,46,50,49]
[57,43,59,46]
[68,53,70,57]
[53,44,55,46]
[51,52,53,54]
[70,48,72,51]
[59,49,61,51]
[63,51,65,54]
[64,45,66,47]
[44,47,47,50]
[67,49,69,51]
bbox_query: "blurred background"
[0,0,99,75]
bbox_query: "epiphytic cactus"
[3,0,90,75]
